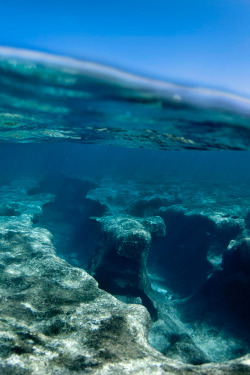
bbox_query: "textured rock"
[0,180,171,374]
[1,178,250,374]
[164,333,210,365]
[88,215,166,319]
[0,227,167,374]
[86,178,250,365]
[87,178,248,298]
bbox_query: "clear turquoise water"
[1,49,250,365]
[0,48,250,150]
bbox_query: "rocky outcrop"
[87,178,248,298]
[1,178,250,374]
[86,178,250,365]
[88,215,166,319]
[0,180,174,374]
[0,228,165,374]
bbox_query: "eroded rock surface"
[0,180,172,374]
[88,215,165,319]
[87,178,250,366]
[1,178,250,374]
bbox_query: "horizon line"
[0,45,250,115]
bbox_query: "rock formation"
[86,178,250,365]
[88,215,166,319]
[0,178,250,374]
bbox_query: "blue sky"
[0,0,250,96]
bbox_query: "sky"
[0,0,250,96]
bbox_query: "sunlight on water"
[0,47,250,150]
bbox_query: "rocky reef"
[86,177,250,365]
[88,215,165,320]
[0,178,250,374]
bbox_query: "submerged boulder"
[88,215,166,319]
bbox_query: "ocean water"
[1,48,250,370]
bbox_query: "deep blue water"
[1,144,250,185]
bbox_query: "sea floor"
[0,174,250,374]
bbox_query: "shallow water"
[1,47,250,150]
[1,48,250,372]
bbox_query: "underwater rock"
[164,333,209,365]
[86,179,250,364]
[0,179,173,374]
[0,179,250,373]
[88,215,166,319]
[148,317,210,366]
[87,178,247,298]
[0,227,164,375]
[0,179,54,225]
[86,181,181,217]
